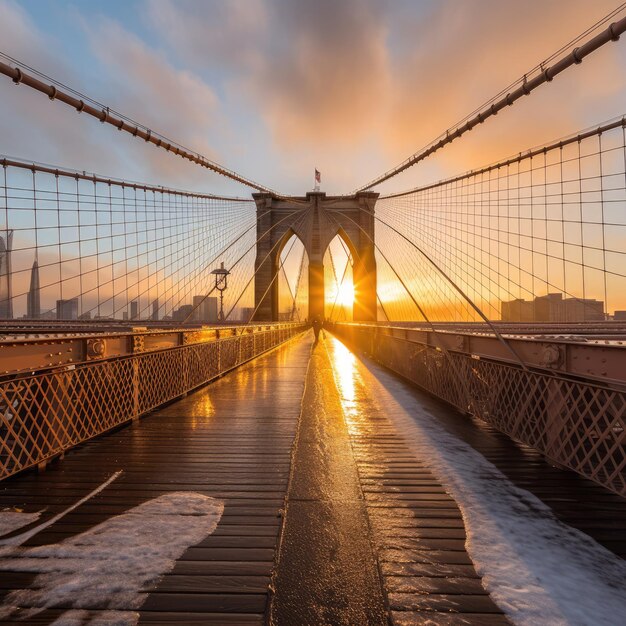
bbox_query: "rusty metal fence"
[0,323,307,480]
[329,323,625,497]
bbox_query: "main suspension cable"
[0,54,278,194]
[355,8,626,192]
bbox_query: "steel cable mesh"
[0,160,259,323]
[375,121,626,324]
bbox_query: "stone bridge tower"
[252,191,378,322]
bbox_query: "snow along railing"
[328,322,625,497]
[0,322,308,480]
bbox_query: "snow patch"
[0,511,41,537]
[1,470,123,548]
[327,338,626,626]
[0,492,224,624]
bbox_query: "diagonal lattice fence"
[0,323,307,481]
[330,323,625,497]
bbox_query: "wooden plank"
[152,575,270,594]
[140,592,267,613]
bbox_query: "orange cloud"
[378,0,626,192]
[144,0,626,193]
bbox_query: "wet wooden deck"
[0,332,624,625]
[0,335,311,625]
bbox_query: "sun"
[334,282,355,308]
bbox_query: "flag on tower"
[315,169,321,184]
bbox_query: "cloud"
[3,0,626,195]
[0,0,120,172]
[144,0,396,191]
[145,0,267,72]
[83,16,226,186]
[144,0,626,193]
[0,1,239,194]
[242,0,392,147]
[0,0,46,60]
[378,0,626,191]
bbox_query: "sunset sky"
[1,0,625,197]
[2,1,626,321]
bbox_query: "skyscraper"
[192,295,218,323]
[0,230,14,319]
[130,300,139,320]
[27,257,40,319]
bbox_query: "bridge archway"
[277,231,309,321]
[324,231,355,321]
[252,192,378,322]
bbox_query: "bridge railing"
[329,322,625,497]
[0,322,308,481]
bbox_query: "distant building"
[240,307,256,323]
[500,299,535,323]
[192,295,218,323]
[78,311,91,320]
[614,311,626,321]
[501,293,605,322]
[172,304,194,322]
[151,299,159,321]
[534,294,564,323]
[56,298,79,320]
[0,230,13,319]
[130,300,139,320]
[122,311,128,321]
[563,298,604,322]
[26,258,40,319]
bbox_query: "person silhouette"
[312,316,323,343]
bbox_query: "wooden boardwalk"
[0,332,624,624]
[0,336,311,625]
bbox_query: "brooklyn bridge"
[0,2,625,624]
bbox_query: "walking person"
[312,316,323,343]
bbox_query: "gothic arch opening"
[277,232,309,321]
[324,232,355,321]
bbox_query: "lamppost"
[211,262,230,322]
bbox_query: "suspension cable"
[291,246,307,321]
[323,210,391,322]
[381,114,626,199]
[182,207,307,323]
[224,209,310,321]
[327,207,530,369]
[355,8,626,192]
[0,54,278,194]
